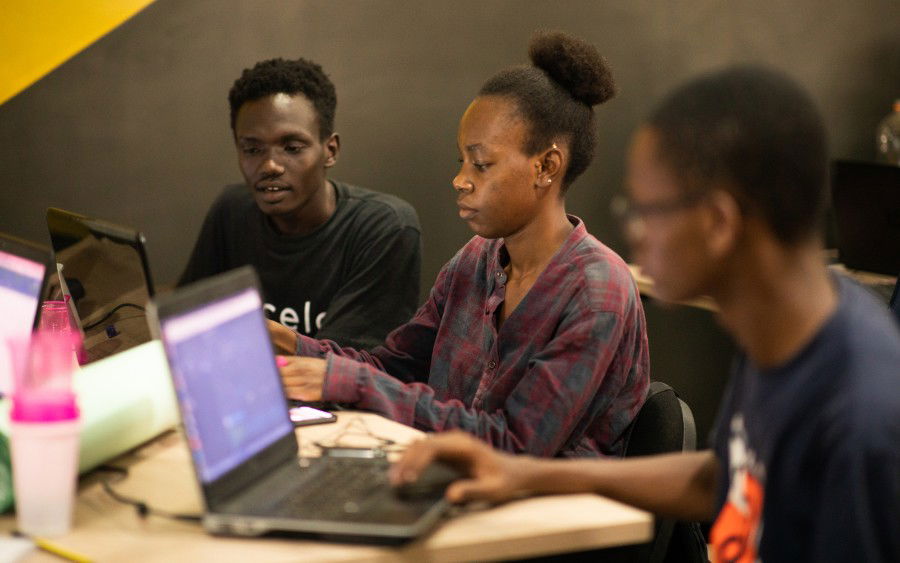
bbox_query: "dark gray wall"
[641,298,736,448]
[2,1,898,294]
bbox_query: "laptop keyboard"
[270,456,391,520]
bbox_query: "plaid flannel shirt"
[297,216,649,456]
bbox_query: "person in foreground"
[392,66,900,562]
[179,57,421,350]
[272,32,649,457]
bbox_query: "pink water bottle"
[8,330,81,536]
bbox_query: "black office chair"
[619,381,707,563]
[521,382,707,563]
[622,381,696,457]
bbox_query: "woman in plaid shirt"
[273,31,649,457]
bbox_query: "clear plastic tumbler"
[38,301,70,334]
[38,300,86,365]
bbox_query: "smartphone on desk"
[289,404,337,427]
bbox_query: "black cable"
[97,465,202,523]
[83,303,145,331]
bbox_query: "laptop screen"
[47,208,154,329]
[159,287,293,483]
[47,208,155,361]
[0,248,46,394]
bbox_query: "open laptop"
[0,232,53,395]
[46,207,155,363]
[831,160,900,276]
[147,266,450,543]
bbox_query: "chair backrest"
[622,381,707,563]
[623,381,697,458]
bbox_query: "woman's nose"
[452,171,473,194]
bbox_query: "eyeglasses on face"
[609,191,708,240]
[609,191,707,224]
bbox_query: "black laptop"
[46,207,155,362]
[831,160,900,276]
[147,266,450,543]
[0,233,54,395]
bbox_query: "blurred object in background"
[876,99,900,166]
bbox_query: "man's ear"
[703,188,743,257]
[324,133,340,168]
[535,142,565,190]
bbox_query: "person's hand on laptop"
[277,355,326,401]
[391,431,538,504]
[267,319,299,355]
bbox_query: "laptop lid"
[831,160,900,276]
[46,207,155,360]
[0,233,53,394]
[148,266,451,542]
[149,266,298,506]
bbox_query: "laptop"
[147,266,450,543]
[831,160,900,276]
[46,207,155,362]
[0,233,54,395]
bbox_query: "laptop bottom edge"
[203,500,451,545]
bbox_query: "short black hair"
[228,57,336,139]
[647,65,829,244]
[479,31,616,189]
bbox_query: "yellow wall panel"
[0,0,156,105]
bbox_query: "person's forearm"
[267,319,300,356]
[516,450,718,521]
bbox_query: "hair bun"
[528,31,616,106]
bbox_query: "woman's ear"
[535,142,564,189]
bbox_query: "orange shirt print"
[710,415,765,563]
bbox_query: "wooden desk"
[3,413,652,562]
[628,262,898,313]
[628,264,718,312]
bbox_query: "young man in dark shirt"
[179,57,421,350]
[393,66,900,562]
